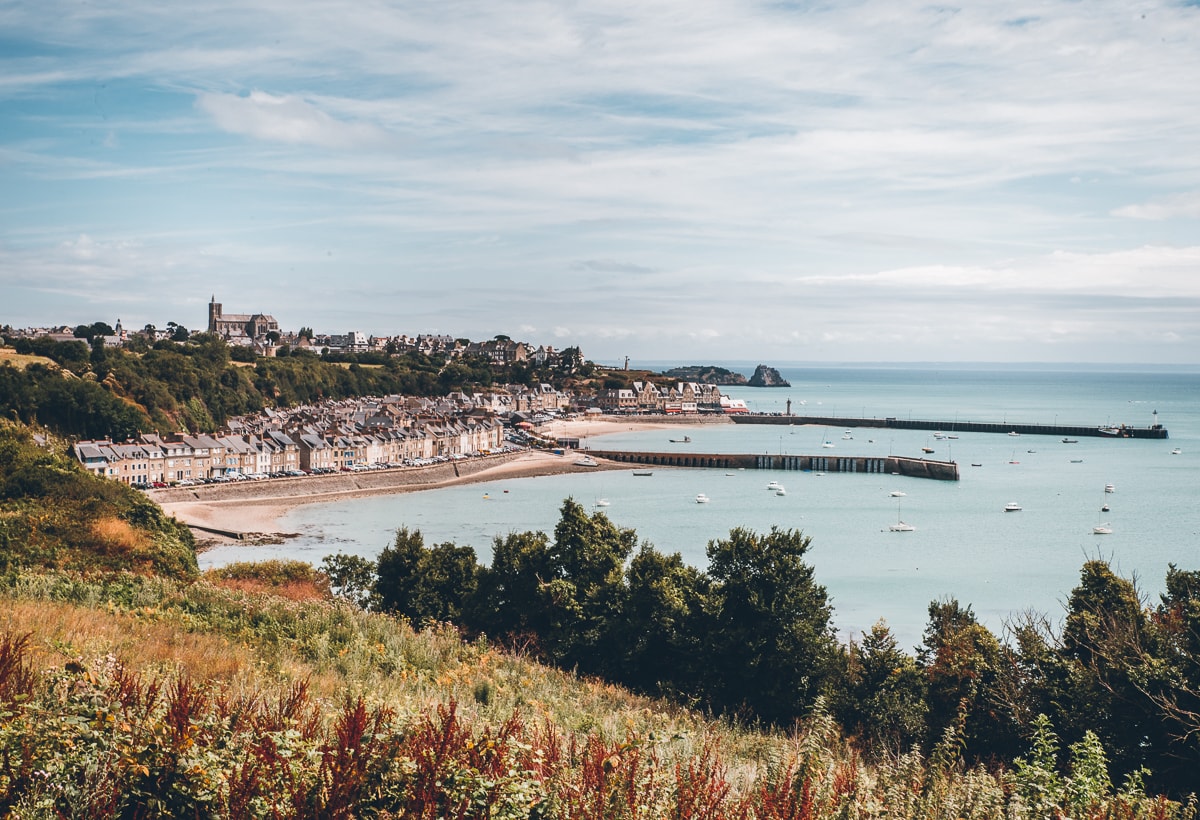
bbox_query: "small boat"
[842,431,853,440]
[946,434,959,440]
[669,435,692,443]
[594,498,610,508]
[1171,448,1182,455]
[889,490,906,497]
[933,431,946,440]
[1027,449,1037,454]
[822,441,835,448]
[887,500,914,531]
[632,470,653,476]
[1070,459,1083,463]
[1104,483,1115,493]
[573,456,599,467]
[695,493,710,504]
[1062,438,1078,444]
[1098,426,1122,436]
[971,463,983,467]
[1101,503,1110,512]
[767,480,782,490]
[921,447,935,454]
[1004,502,1022,512]
[1093,523,1113,535]
[1008,431,1021,437]
[775,487,787,496]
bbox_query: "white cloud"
[1113,192,1200,221]
[196,91,393,150]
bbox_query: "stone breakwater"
[587,450,959,480]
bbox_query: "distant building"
[207,295,279,343]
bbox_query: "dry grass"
[210,576,331,602]
[0,347,58,370]
[0,600,257,685]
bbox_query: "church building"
[207,296,279,343]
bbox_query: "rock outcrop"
[661,365,748,385]
[747,364,790,388]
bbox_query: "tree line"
[323,499,1200,798]
[0,334,590,440]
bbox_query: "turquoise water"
[200,365,1200,650]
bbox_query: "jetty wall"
[587,450,959,481]
[730,415,1168,439]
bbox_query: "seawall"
[587,450,959,481]
[730,415,1168,439]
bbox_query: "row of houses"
[74,415,505,486]
[595,381,727,414]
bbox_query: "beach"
[158,415,725,546]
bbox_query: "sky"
[2,1,1200,365]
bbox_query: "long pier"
[730,415,1168,439]
[587,450,959,481]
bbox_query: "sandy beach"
[159,415,727,546]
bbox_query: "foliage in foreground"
[332,500,1200,798]
[0,571,1191,819]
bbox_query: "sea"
[200,363,1200,652]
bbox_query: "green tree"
[702,526,837,725]
[835,620,928,755]
[321,553,377,608]
[373,527,429,622]
[616,544,709,699]
[919,599,1015,760]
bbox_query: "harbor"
[729,413,1169,439]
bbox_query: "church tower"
[208,295,221,334]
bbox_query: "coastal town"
[4,296,751,487]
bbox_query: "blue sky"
[2,0,1199,364]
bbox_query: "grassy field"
[0,346,60,370]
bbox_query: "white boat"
[633,470,653,476]
[1062,437,1079,444]
[1171,447,1182,455]
[822,441,835,448]
[889,490,906,497]
[695,493,710,504]
[1101,503,1110,512]
[573,456,599,467]
[887,499,914,532]
[1004,502,1022,512]
[1104,483,1115,493]
[921,446,935,454]
[767,480,782,490]
[1008,431,1021,437]
[1098,426,1122,436]
[933,431,946,440]
[669,435,691,443]
[594,498,610,508]
[842,432,853,440]
[775,487,787,496]
[1093,523,1113,535]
